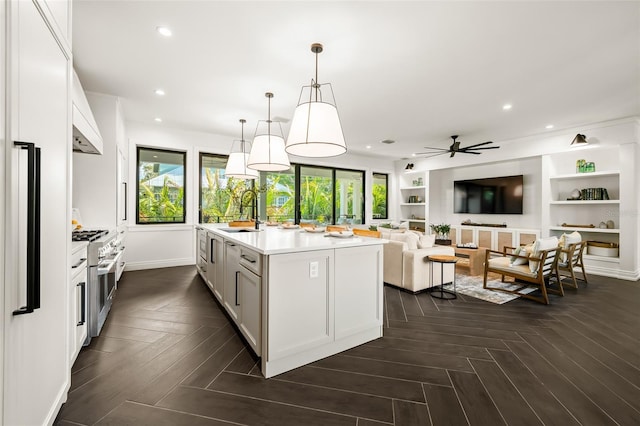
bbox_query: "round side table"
[426,255,458,300]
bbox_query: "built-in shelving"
[548,226,619,234]
[398,171,428,232]
[543,149,627,272]
[549,200,620,205]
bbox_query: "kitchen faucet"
[239,189,260,229]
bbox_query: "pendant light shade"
[247,92,291,172]
[225,119,259,179]
[286,43,347,158]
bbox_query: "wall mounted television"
[454,175,524,214]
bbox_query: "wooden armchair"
[483,246,562,305]
[556,241,588,289]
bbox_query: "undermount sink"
[219,227,261,233]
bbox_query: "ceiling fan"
[415,135,500,158]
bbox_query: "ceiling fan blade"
[450,151,456,158]
[462,146,501,151]
[462,141,493,149]
[415,152,448,159]
[418,147,450,152]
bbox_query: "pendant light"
[247,92,290,172]
[286,43,346,158]
[225,119,259,179]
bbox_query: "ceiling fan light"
[286,100,346,157]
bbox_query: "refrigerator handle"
[13,141,41,315]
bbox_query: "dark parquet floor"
[55,265,640,425]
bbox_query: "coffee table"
[452,246,487,276]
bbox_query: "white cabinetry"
[70,244,88,364]
[206,231,223,301]
[223,241,242,322]
[238,247,262,355]
[218,239,261,355]
[3,0,72,423]
[196,227,207,279]
[398,171,428,231]
[73,94,128,278]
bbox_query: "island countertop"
[196,223,386,255]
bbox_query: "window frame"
[372,172,389,220]
[136,146,187,225]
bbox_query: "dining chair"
[556,241,588,289]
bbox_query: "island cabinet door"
[223,241,241,323]
[266,250,335,361]
[239,265,261,356]
[334,245,384,340]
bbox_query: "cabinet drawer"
[71,249,87,279]
[239,247,262,276]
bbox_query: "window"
[372,173,388,219]
[263,167,295,222]
[137,147,186,224]
[199,153,253,223]
[300,166,334,224]
[336,169,365,225]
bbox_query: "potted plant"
[430,223,452,245]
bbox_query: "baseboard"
[46,379,70,426]
[585,265,639,281]
[125,258,194,271]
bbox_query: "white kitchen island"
[195,224,385,378]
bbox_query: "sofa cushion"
[529,236,559,273]
[389,232,419,250]
[418,234,436,249]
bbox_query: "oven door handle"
[13,141,41,316]
[77,281,86,326]
[97,251,122,276]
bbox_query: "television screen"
[454,175,523,214]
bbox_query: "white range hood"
[72,69,103,154]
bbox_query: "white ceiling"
[72,1,640,160]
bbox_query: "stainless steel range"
[72,229,122,345]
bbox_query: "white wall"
[428,157,541,229]
[125,121,395,270]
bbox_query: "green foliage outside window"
[137,148,186,224]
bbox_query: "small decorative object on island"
[430,223,451,245]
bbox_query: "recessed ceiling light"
[366,145,371,149]
[411,153,416,157]
[154,117,162,122]
[545,124,554,129]
[502,104,512,111]
[153,155,158,158]
[155,89,165,96]
[156,26,172,37]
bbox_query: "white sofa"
[380,229,456,293]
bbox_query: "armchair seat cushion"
[487,257,537,278]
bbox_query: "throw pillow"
[529,236,559,273]
[509,246,529,266]
[559,231,582,262]
[418,234,436,249]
